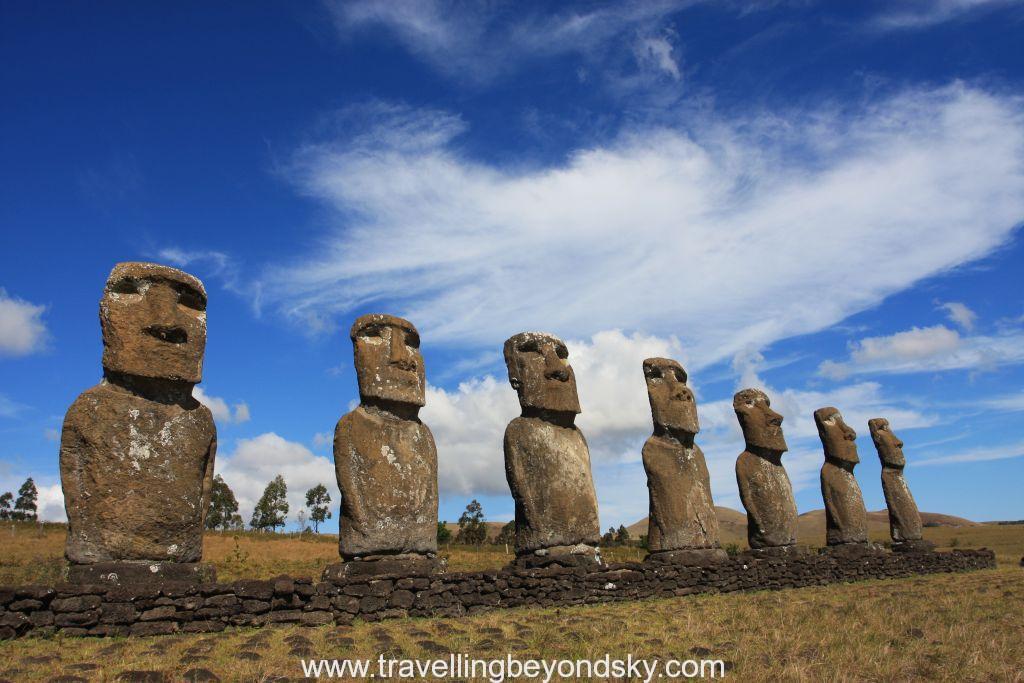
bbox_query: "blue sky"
[2,0,1023,531]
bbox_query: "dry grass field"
[1,521,1021,681]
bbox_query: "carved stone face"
[869,418,905,468]
[643,357,698,434]
[814,407,859,464]
[351,314,425,407]
[503,332,580,414]
[100,262,207,383]
[733,388,787,452]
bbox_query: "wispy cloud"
[916,439,1024,466]
[263,84,1024,372]
[818,325,1024,379]
[938,301,978,331]
[0,289,48,357]
[327,0,690,88]
[872,0,1022,30]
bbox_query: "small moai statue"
[869,418,934,553]
[815,407,875,554]
[60,262,217,584]
[641,358,726,564]
[324,314,439,578]
[734,389,801,556]
[503,332,601,567]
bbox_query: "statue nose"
[543,350,568,381]
[388,332,416,370]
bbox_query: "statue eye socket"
[555,344,568,359]
[646,367,661,379]
[674,370,686,382]
[405,330,420,349]
[360,325,383,339]
[110,278,140,295]
[518,340,539,353]
[177,287,206,312]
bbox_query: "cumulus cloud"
[328,0,692,86]
[818,325,1024,378]
[193,387,251,425]
[0,289,48,357]
[938,301,978,331]
[264,85,1024,372]
[214,433,338,528]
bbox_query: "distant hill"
[628,507,977,547]
[440,520,510,540]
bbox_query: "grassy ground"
[1,522,1021,681]
[0,568,1020,681]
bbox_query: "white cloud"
[328,0,692,86]
[975,391,1024,413]
[312,431,333,449]
[632,32,681,80]
[818,325,1024,378]
[265,84,1024,372]
[193,387,251,425]
[938,301,978,331]
[916,440,1024,466]
[0,478,65,522]
[0,394,26,419]
[214,432,338,528]
[0,289,48,357]
[873,0,1021,29]
[43,427,60,442]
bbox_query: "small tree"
[494,520,515,546]
[250,474,289,532]
[615,524,630,545]
[437,521,452,545]
[304,484,332,533]
[0,491,12,520]
[206,474,241,531]
[456,499,487,545]
[14,478,38,521]
[601,526,616,545]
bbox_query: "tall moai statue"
[869,418,934,553]
[326,314,439,578]
[733,388,800,556]
[503,332,601,566]
[59,262,217,584]
[641,358,726,564]
[815,407,872,552]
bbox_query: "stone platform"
[0,548,996,640]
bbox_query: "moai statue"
[869,418,934,553]
[734,388,800,556]
[641,358,726,564]
[503,332,601,567]
[60,262,217,584]
[815,407,874,554]
[324,314,439,579]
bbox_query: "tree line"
[0,477,38,521]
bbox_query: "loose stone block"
[869,418,933,552]
[640,358,725,563]
[329,314,438,577]
[815,407,870,547]
[60,263,217,581]
[734,389,799,551]
[502,332,601,564]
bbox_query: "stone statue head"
[503,332,580,414]
[643,357,698,435]
[351,313,426,407]
[100,262,207,384]
[733,388,787,453]
[814,407,859,464]
[868,418,905,468]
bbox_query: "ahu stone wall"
[0,549,995,640]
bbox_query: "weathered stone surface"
[503,333,600,557]
[66,562,215,586]
[733,389,798,549]
[815,407,869,546]
[334,314,438,563]
[641,358,720,554]
[61,262,216,569]
[869,418,926,547]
